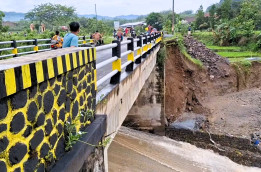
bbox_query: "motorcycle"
[51,40,61,50]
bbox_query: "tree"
[0,11,5,32]
[209,5,216,29]
[146,12,164,30]
[232,0,261,35]
[25,3,77,28]
[77,17,112,35]
[217,0,233,20]
[195,5,205,30]
[180,10,193,15]
[179,10,194,17]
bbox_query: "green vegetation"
[207,46,241,51]
[103,36,114,45]
[0,11,9,32]
[157,46,166,70]
[217,51,261,58]
[65,121,86,151]
[64,110,110,152]
[146,12,164,30]
[191,0,261,67]
[193,0,261,49]
[193,32,215,45]
[25,3,77,28]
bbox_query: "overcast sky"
[0,0,220,16]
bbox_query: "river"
[108,127,260,172]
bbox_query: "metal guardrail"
[96,32,162,88]
[0,32,162,92]
[0,36,94,59]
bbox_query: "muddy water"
[108,127,260,172]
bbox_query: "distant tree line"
[194,0,261,48]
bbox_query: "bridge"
[0,36,94,59]
[0,33,162,172]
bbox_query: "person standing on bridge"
[63,22,80,48]
[117,28,124,41]
[51,31,63,49]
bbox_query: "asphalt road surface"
[96,39,137,90]
[96,35,172,91]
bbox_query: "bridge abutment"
[122,65,165,135]
[96,45,161,172]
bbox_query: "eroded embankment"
[165,36,261,122]
[164,36,261,167]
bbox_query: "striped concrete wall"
[0,47,97,172]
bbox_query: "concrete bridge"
[0,33,162,172]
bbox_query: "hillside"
[3,11,144,22]
[3,12,25,22]
[206,0,242,11]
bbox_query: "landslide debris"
[184,36,231,78]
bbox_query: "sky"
[0,0,220,17]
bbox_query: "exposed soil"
[205,88,261,138]
[164,36,261,168]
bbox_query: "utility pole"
[95,4,98,31]
[172,0,175,35]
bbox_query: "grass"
[103,36,114,44]
[175,34,203,67]
[192,32,214,46]
[217,51,261,58]
[182,49,204,67]
[207,46,241,52]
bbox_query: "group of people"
[147,25,158,35]
[51,22,80,49]
[52,22,160,48]
[114,27,136,42]
[51,21,104,49]
[91,31,103,46]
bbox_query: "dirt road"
[204,88,261,137]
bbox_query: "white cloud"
[0,0,220,16]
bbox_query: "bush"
[256,33,261,50]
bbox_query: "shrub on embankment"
[193,31,261,52]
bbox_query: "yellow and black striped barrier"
[0,48,97,99]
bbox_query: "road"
[95,34,172,90]
[96,40,135,90]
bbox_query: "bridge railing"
[95,32,162,89]
[0,37,94,59]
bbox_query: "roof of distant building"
[184,17,195,23]
[120,21,146,28]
